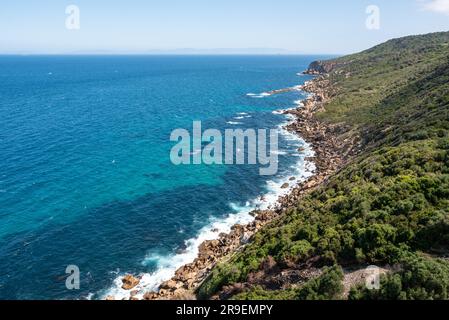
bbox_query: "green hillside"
[198,32,449,300]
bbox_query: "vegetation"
[197,32,449,300]
[232,266,344,300]
[349,254,449,300]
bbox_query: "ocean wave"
[272,106,298,115]
[246,92,271,98]
[226,121,242,125]
[235,112,252,119]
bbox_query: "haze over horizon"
[1,0,449,55]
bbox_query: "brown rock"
[171,289,197,300]
[143,292,158,300]
[121,274,140,290]
[175,267,196,281]
[159,279,179,290]
[231,224,244,232]
[198,239,220,258]
[281,183,289,189]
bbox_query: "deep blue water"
[0,55,326,299]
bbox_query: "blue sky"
[0,0,448,54]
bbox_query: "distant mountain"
[1,48,299,55]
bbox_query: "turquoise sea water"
[0,55,326,299]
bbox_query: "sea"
[0,55,329,299]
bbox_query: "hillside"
[197,32,449,300]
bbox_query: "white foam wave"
[227,121,242,125]
[246,92,271,98]
[235,112,251,119]
[294,99,304,106]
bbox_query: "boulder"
[171,289,197,300]
[121,274,140,290]
[143,292,158,300]
[160,279,180,290]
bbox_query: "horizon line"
[0,52,344,56]
[0,47,346,56]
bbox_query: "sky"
[0,0,448,54]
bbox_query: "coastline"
[106,66,349,301]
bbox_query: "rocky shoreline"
[107,66,357,301]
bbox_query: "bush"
[349,255,449,300]
[295,266,344,300]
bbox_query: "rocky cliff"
[303,60,340,75]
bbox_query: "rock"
[121,274,140,290]
[159,289,168,296]
[198,239,220,258]
[143,292,158,300]
[175,266,197,281]
[289,177,296,181]
[281,183,289,189]
[171,289,197,300]
[231,224,244,231]
[105,295,115,300]
[160,279,179,290]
